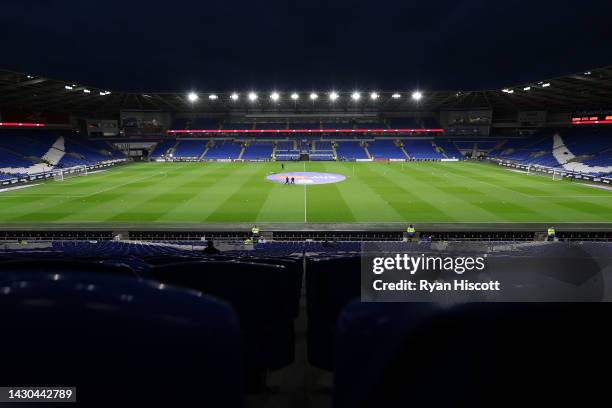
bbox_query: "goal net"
[552,170,562,181]
[54,166,88,181]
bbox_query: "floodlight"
[310,92,318,100]
[523,87,531,91]
[270,92,280,101]
[392,93,401,99]
[351,92,361,101]
[209,94,218,100]
[230,93,239,101]
[64,85,73,90]
[370,92,379,100]
[412,91,423,100]
[248,92,258,101]
[187,92,199,102]
[329,91,339,101]
[542,83,551,87]
[83,89,91,94]
[290,93,299,100]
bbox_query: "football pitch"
[0,161,611,225]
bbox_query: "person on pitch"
[291,177,295,184]
[285,176,290,184]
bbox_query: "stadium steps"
[198,146,209,160]
[363,143,372,159]
[237,144,246,160]
[162,141,180,157]
[452,140,462,153]
[431,141,447,159]
[396,140,411,159]
[492,139,507,153]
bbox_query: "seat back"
[0,271,243,407]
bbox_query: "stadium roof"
[1,66,611,116]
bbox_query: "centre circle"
[266,172,346,185]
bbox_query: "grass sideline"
[0,161,610,224]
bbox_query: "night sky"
[2,0,611,93]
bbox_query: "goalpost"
[552,169,562,181]
[54,165,88,181]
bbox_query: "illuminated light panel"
[571,120,612,125]
[0,122,46,127]
[167,128,445,134]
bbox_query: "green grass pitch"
[0,161,611,224]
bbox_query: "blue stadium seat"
[0,271,243,407]
[305,256,361,370]
[150,260,298,390]
[333,301,611,407]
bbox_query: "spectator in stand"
[203,239,221,255]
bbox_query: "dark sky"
[2,0,611,93]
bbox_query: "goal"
[552,170,562,181]
[54,166,88,181]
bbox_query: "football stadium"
[1,1,612,406]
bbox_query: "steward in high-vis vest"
[547,227,556,241]
[407,224,416,238]
[251,226,260,236]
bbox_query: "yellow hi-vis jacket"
[407,227,416,234]
[547,228,556,236]
[251,227,260,234]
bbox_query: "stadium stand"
[204,140,243,160]
[336,141,369,160]
[403,139,445,159]
[172,140,208,159]
[367,139,407,159]
[242,142,274,160]
[433,139,463,158]
[0,130,126,178]
[150,139,177,158]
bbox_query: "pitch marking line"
[303,161,307,223]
